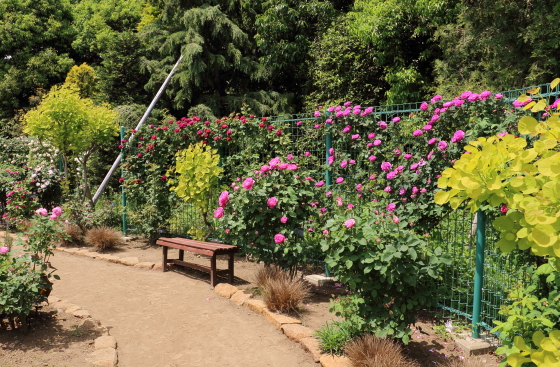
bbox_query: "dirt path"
[49,251,317,367]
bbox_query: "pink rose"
[51,206,62,218]
[392,117,401,123]
[451,130,465,143]
[336,197,343,206]
[373,139,382,146]
[280,216,288,223]
[343,219,356,229]
[386,203,396,212]
[35,208,48,217]
[267,197,278,209]
[341,160,348,168]
[242,177,255,190]
[0,246,9,254]
[420,102,429,111]
[413,129,423,137]
[218,191,230,207]
[274,234,286,244]
[393,216,400,224]
[336,177,344,184]
[381,162,392,171]
[438,141,448,151]
[213,207,224,219]
[315,181,325,187]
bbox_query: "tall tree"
[433,0,560,96]
[0,0,75,120]
[139,0,292,118]
[23,85,118,202]
[347,0,459,104]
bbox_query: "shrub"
[345,334,415,367]
[322,200,451,343]
[316,320,355,355]
[61,223,83,246]
[257,266,310,313]
[84,227,124,252]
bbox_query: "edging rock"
[47,295,118,366]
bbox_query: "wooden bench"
[156,237,239,287]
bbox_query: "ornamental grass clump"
[84,226,124,252]
[60,223,83,246]
[344,334,415,367]
[257,266,310,313]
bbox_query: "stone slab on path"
[86,348,118,367]
[263,309,302,330]
[319,355,352,367]
[95,336,117,350]
[214,283,239,298]
[300,337,323,362]
[282,324,314,342]
[230,290,251,306]
[117,257,139,267]
[244,299,267,314]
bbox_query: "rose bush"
[217,156,325,270]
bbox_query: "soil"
[0,302,96,367]
[0,234,502,367]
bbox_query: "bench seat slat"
[157,237,238,252]
[157,237,238,287]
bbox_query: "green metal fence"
[114,82,560,339]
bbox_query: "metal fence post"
[120,126,128,236]
[325,112,332,186]
[472,210,486,338]
[324,112,332,277]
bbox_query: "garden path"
[49,251,317,367]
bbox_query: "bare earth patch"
[0,302,97,367]
[1,234,502,366]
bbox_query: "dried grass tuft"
[61,223,84,246]
[84,226,124,252]
[256,265,310,313]
[345,334,416,367]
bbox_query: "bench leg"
[210,254,217,288]
[162,246,168,272]
[228,252,234,284]
[178,249,184,261]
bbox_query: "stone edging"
[47,295,118,367]
[213,283,351,367]
[54,247,161,271]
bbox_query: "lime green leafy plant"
[434,80,560,366]
[168,142,223,240]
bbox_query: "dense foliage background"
[1,0,559,129]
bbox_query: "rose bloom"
[280,216,288,223]
[213,207,224,219]
[347,204,354,209]
[274,234,286,244]
[0,246,9,254]
[343,219,356,229]
[381,162,392,171]
[351,134,360,140]
[386,203,396,212]
[51,206,62,218]
[267,197,278,208]
[378,121,388,130]
[413,129,423,137]
[341,160,348,168]
[336,196,343,206]
[420,102,429,111]
[218,191,230,207]
[451,130,465,143]
[393,216,400,224]
[373,139,382,146]
[336,177,344,184]
[315,181,325,187]
[35,208,48,217]
[242,177,255,190]
[438,141,448,151]
[404,154,412,159]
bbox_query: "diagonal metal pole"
[92,55,184,205]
